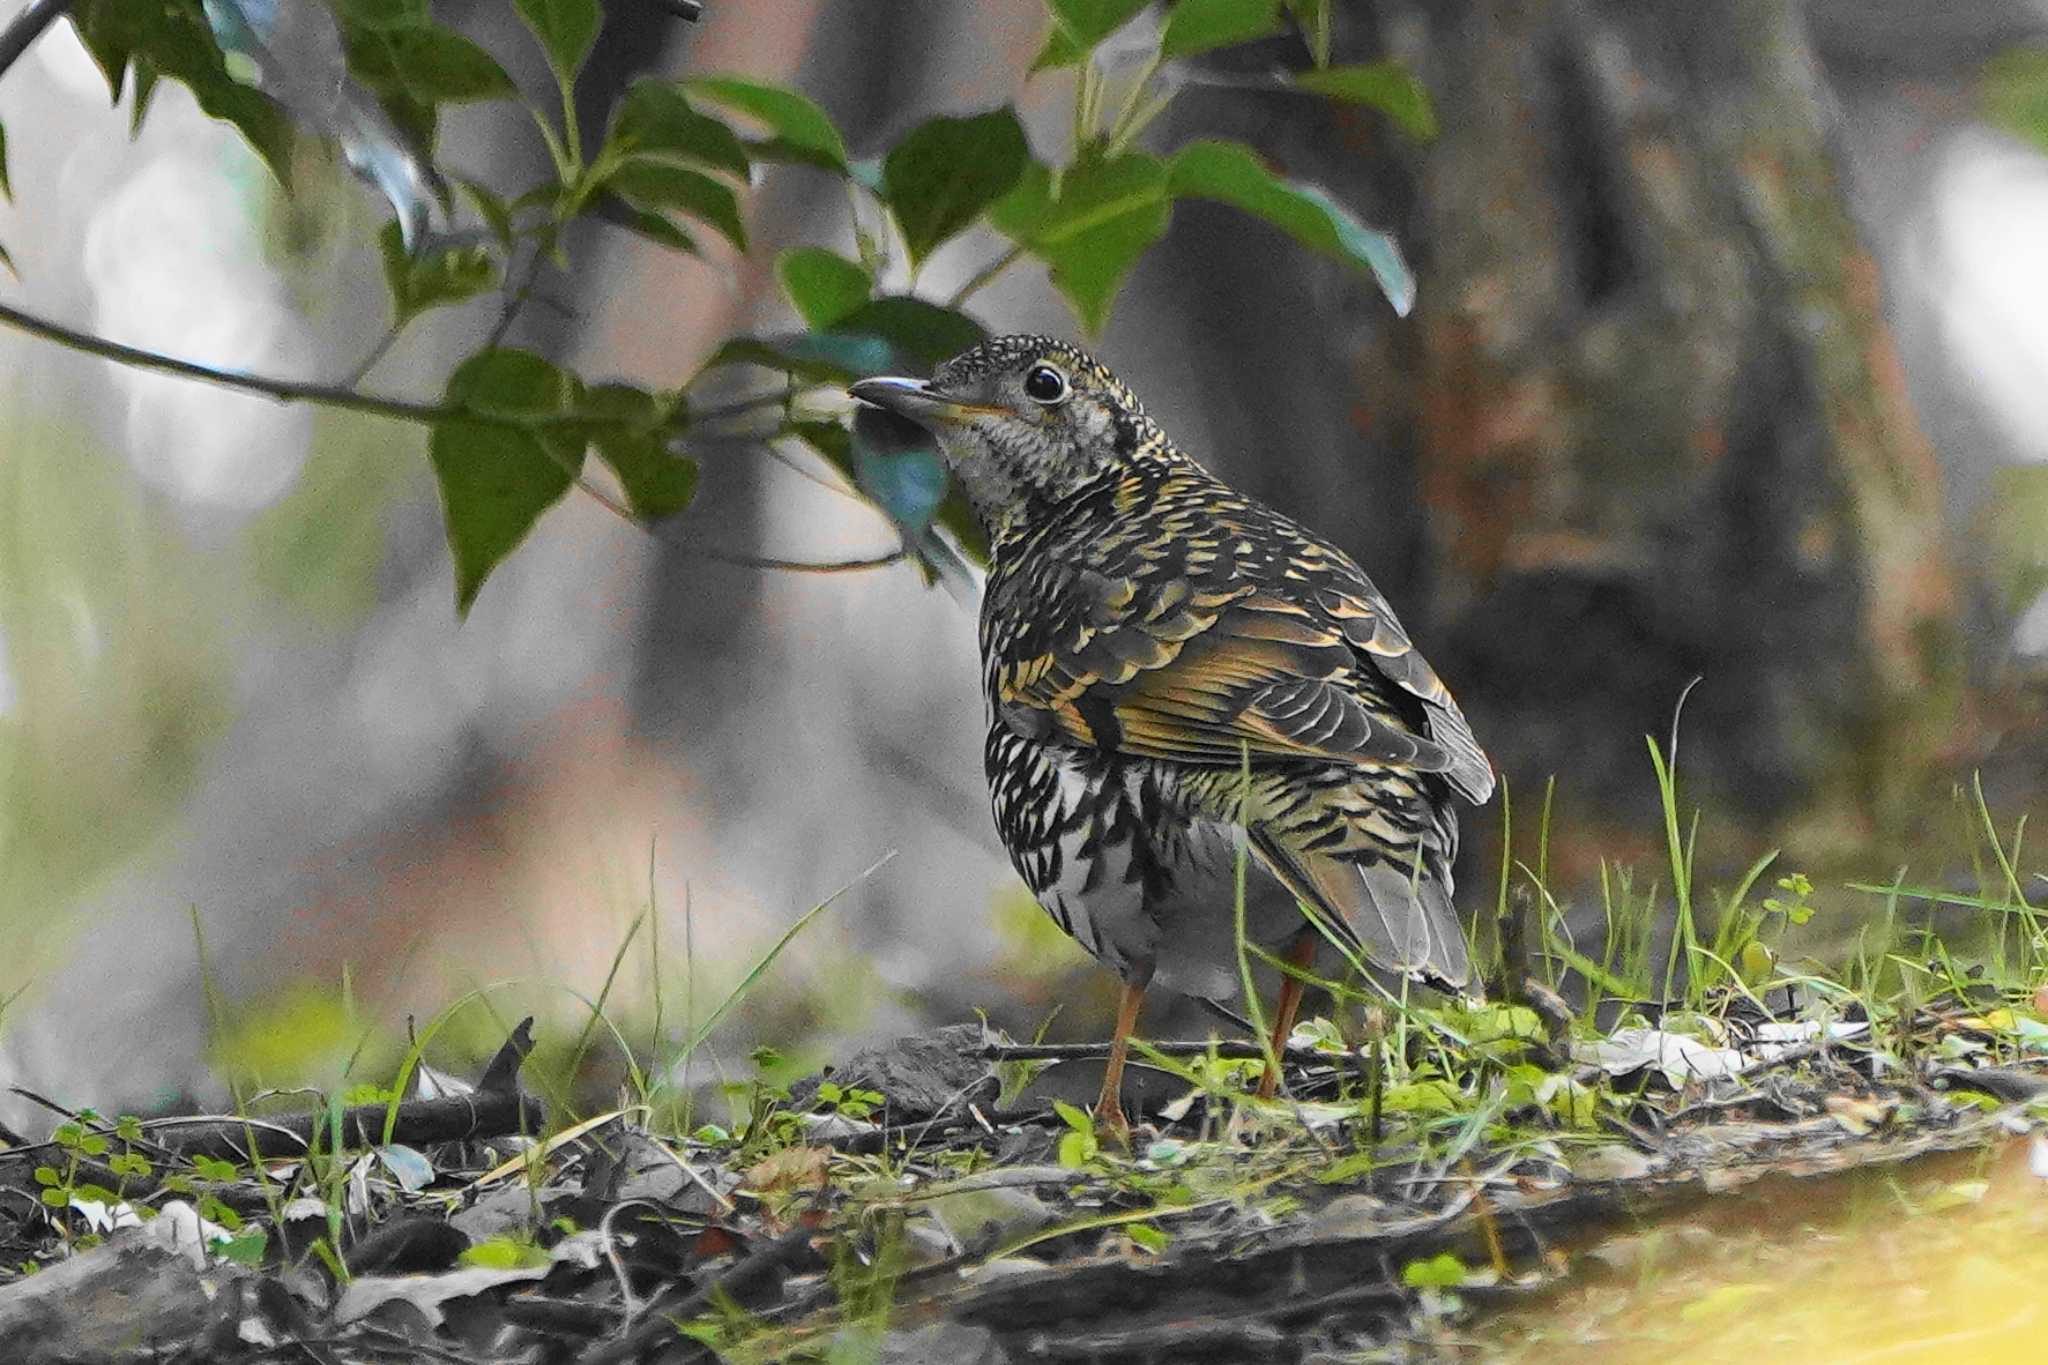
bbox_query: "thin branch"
[340,320,406,388]
[0,298,462,426]
[484,240,552,350]
[551,430,906,574]
[947,245,1023,308]
[691,390,796,423]
[676,543,906,574]
[0,0,73,86]
[981,1040,1334,1064]
[0,298,908,575]
[756,440,866,503]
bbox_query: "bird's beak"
[848,375,992,427]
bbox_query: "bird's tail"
[1250,831,1475,996]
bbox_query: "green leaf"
[993,153,1169,334]
[605,161,747,250]
[609,206,698,255]
[335,33,435,149]
[456,177,516,248]
[1401,1252,1468,1289]
[1984,48,2048,157]
[1159,0,1281,60]
[685,76,847,171]
[191,1155,238,1182]
[130,62,159,133]
[776,247,871,329]
[705,297,985,384]
[1167,140,1414,314]
[834,297,986,369]
[1033,0,1149,72]
[611,80,751,178]
[430,418,576,613]
[377,222,496,321]
[1292,62,1436,139]
[513,0,600,81]
[0,121,10,201]
[707,336,883,384]
[345,22,517,104]
[214,1229,269,1265]
[578,384,698,521]
[71,0,295,183]
[449,347,575,416]
[461,1236,551,1270]
[882,107,1030,265]
[432,349,583,612]
[1126,1222,1168,1253]
[337,0,427,28]
[1286,0,1330,67]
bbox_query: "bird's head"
[849,335,1160,540]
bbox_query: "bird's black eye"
[1023,363,1069,406]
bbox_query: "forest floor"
[0,966,2044,1364]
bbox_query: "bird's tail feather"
[1249,832,1474,995]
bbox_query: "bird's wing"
[989,557,1494,802]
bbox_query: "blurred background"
[0,0,2043,1124]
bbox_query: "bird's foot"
[1092,1098,1132,1147]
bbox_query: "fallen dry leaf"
[743,1144,831,1199]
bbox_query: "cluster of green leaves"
[718,1048,889,1166]
[31,1115,128,1250]
[26,1113,255,1262]
[38,0,1436,611]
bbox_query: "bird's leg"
[1096,971,1151,1137]
[1256,930,1320,1100]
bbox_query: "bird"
[849,336,1494,1133]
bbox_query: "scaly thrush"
[851,337,1494,1132]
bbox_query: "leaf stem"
[1108,52,1163,143]
[485,234,553,349]
[947,244,1024,307]
[339,320,406,388]
[1107,88,1178,157]
[556,71,586,174]
[1072,58,1101,150]
[530,103,576,186]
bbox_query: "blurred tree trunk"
[1157,0,1962,865]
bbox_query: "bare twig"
[0,0,73,85]
[677,542,906,574]
[484,241,552,350]
[339,321,406,388]
[583,1221,819,1365]
[0,298,472,427]
[0,298,909,574]
[947,245,1024,308]
[981,1040,1334,1065]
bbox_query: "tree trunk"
[1146,1,1962,870]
